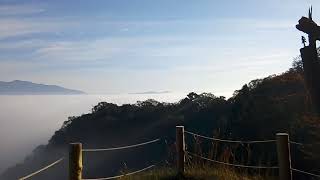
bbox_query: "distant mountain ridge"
[0,80,85,95]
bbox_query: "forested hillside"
[1,60,320,180]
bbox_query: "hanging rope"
[18,157,64,180]
[185,130,276,144]
[291,168,320,178]
[186,151,278,169]
[82,138,161,152]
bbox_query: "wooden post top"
[276,133,289,136]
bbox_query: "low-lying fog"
[0,93,188,174]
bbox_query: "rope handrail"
[185,130,276,144]
[82,138,161,152]
[289,141,304,146]
[82,164,155,180]
[186,151,279,169]
[18,157,64,180]
[291,168,320,178]
[289,141,314,147]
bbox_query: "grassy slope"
[119,166,277,180]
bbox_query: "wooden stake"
[176,126,185,175]
[69,143,82,180]
[276,133,292,180]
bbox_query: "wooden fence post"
[276,133,292,180]
[176,126,185,175]
[69,143,82,180]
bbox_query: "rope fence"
[186,151,279,169]
[82,164,155,180]
[18,157,64,180]
[78,138,162,180]
[289,141,304,146]
[289,141,314,147]
[185,130,276,144]
[17,126,319,180]
[291,168,320,179]
[82,138,161,152]
[181,127,320,180]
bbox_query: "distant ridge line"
[0,80,86,95]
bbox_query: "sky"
[1,0,320,97]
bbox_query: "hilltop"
[0,80,85,95]
[1,60,320,180]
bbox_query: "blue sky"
[1,0,319,96]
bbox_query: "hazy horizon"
[0,78,236,97]
[1,0,320,95]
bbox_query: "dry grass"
[118,167,176,180]
[119,165,277,180]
